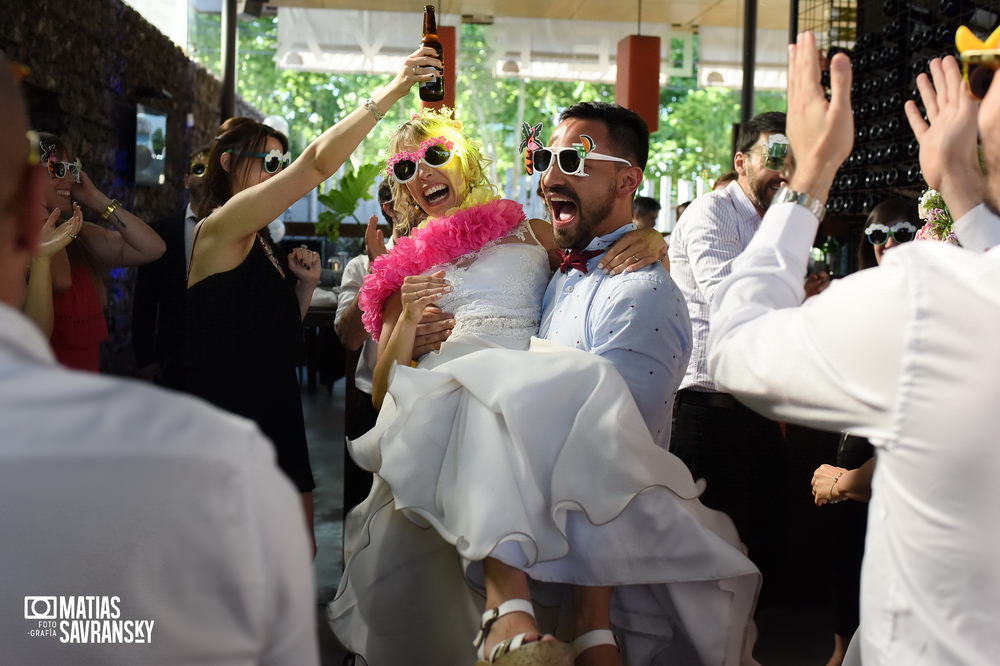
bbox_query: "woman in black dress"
[184,48,439,552]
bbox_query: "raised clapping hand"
[399,271,452,324]
[37,203,82,258]
[365,214,389,263]
[786,32,854,200]
[904,56,986,219]
[288,245,321,283]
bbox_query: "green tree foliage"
[187,12,786,196]
[315,162,382,243]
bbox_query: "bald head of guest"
[0,52,44,308]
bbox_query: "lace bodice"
[430,221,549,340]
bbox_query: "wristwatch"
[772,185,826,222]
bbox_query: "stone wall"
[0,0,260,219]
[0,0,260,374]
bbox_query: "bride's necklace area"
[257,232,285,278]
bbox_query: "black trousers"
[343,390,379,519]
[831,434,873,637]
[671,389,791,603]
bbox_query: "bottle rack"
[819,0,999,217]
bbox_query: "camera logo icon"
[24,597,57,620]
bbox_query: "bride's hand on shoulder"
[399,271,451,323]
[600,226,668,275]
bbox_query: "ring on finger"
[631,254,639,262]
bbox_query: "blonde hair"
[386,108,496,235]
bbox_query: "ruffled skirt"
[329,336,760,665]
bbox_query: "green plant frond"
[315,162,382,242]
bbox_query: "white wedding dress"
[328,221,760,665]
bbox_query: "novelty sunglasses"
[865,221,917,246]
[531,146,632,177]
[48,157,81,182]
[961,49,1000,100]
[248,148,291,174]
[227,148,291,174]
[386,136,455,183]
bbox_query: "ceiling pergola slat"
[266,0,792,31]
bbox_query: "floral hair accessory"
[359,198,525,340]
[915,189,960,245]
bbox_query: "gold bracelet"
[101,198,122,220]
[363,98,384,122]
[830,471,845,502]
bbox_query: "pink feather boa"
[359,198,526,340]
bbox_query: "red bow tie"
[559,249,604,274]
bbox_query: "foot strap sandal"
[572,628,618,657]
[473,598,536,661]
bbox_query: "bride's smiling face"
[400,142,467,218]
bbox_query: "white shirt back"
[0,305,318,665]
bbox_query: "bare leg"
[825,632,850,666]
[572,586,622,666]
[482,557,559,657]
[301,491,316,559]
[482,558,543,655]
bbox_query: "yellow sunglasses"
[961,49,1000,100]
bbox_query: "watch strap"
[773,185,826,221]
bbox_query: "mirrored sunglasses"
[531,146,632,177]
[47,157,81,182]
[961,49,1000,100]
[386,137,455,183]
[759,135,790,172]
[241,148,291,174]
[865,221,917,246]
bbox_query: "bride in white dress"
[328,110,760,666]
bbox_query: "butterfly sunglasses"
[530,146,632,177]
[386,136,455,183]
[47,157,82,182]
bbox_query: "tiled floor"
[303,382,836,665]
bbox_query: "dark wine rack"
[802,0,1000,218]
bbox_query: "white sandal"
[473,598,573,665]
[571,629,619,661]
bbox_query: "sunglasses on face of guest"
[47,157,81,182]
[865,221,917,246]
[531,146,632,177]
[386,136,455,183]
[961,50,1000,100]
[226,148,291,174]
[758,135,791,172]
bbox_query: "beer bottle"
[419,5,444,102]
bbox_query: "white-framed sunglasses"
[865,221,917,245]
[228,148,291,174]
[531,146,632,177]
